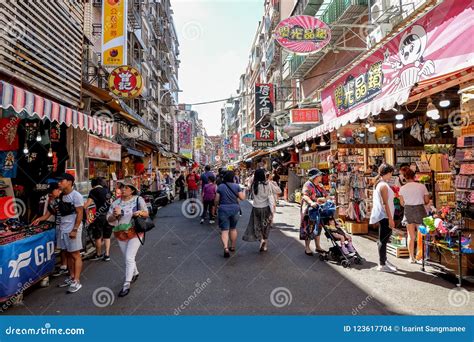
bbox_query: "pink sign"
[321,0,474,123]
[273,15,331,54]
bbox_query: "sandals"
[229,246,236,252]
[259,241,267,252]
[305,251,314,256]
[223,248,230,258]
[316,248,327,254]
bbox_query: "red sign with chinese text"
[290,108,320,124]
[232,133,239,151]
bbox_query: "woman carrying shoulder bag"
[369,164,398,273]
[243,169,275,252]
[107,180,149,297]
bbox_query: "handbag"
[132,197,155,245]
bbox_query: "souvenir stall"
[0,81,113,301]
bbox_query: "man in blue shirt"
[200,165,215,192]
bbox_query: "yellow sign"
[108,66,143,98]
[194,136,204,149]
[102,0,127,66]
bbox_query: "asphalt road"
[4,199,473,315]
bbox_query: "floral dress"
[299,181,327,241]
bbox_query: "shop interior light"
[395,114,404,120]
[295,146,299,153]
[359,133,365,137]
[431,113,441,120]
[426,97,439,118]
[320,139,327,147]
[396,123,403,129]
[304,142,310,152]
[48,148,53,158]
[368,125,377,133]
[280,151,285,157]
[36,134,42,142]
[23,143,28,154]
[439,93,450,108]
[364,123,371,129]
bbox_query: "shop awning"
[82,82,157,132]
[407,66,474,104]
[267,140,294,153]
[126,148,145,157]
[0,81,113,138]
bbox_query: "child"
[33,183,68,276]
[326,218,356,255]
[201,175,217,224]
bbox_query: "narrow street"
[6,200,472,316]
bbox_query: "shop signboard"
[102,0,127,66]
[242,133,255,146]
[290,108,320,124]
[255,84,275,144]
[321,0,474,125]
[0,229,55,300]
[232,133,239,151]
[273,15,331,55]
[178,121,193,157]
[194,136,204,150]
[181,149,192,160]
[252,140,274,148]
[108,66,143,99]
[87,134,121,162]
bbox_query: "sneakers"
[103,254,111,262]
[91,253,104,261]
[118,282,131,297]
[67,281,82,293]
[52,267,69,277]
[209,220,215,224]
[385,260,398,271]
[200,219,204,224]
[377,265,396,273]
[131,273,139,283]
[58,277,74,288]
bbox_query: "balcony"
[289,0,368,79]
[128,0,142,30]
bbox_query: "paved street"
[6,200,473,316]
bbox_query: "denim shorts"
[218,208,240,231]
[58,228,83,252]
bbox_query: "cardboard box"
[345,221,368,235]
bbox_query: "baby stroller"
[317,202,363,268]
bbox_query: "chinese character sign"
[178,121,192,151]
[255,84,275,142]
[108,66,143,98]
[273,15,331,54]
[321,0,474,123]
[232,133,239,151]
[290,108,320,124]
[102,0,127,66]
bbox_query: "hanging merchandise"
[410,120,423,142]
[24,120,40,142]
[50,122,61,143]
[0,117,20,151]
[347,171,367,222]
[423,120,440,141]
[0,151,18,178]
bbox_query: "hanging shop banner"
[321,0,474,126]
[178,121,192,151]
[194,136,204,150]
[108,66,143,99]
[87,134,121,162]
[232,133,239,151]
[181,149,192,160]
[290,108,320,124]
[102,0,127,66]
[255,84,275,143]
[242,133,255,146]
[0,229,55,300]
[273,15,331,55]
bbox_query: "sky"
[172,0,264,136]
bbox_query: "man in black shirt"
[84,177,113,261]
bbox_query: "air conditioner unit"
[371,0,400,23]
[366,23,393,48]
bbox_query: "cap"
[48,182,60,193]
[308,168,324,179]
[57,173,75,183]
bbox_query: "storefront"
[0,80,113,299]
[87,134,121,188]
[292,0,474,283]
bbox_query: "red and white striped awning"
[0,81,113,138]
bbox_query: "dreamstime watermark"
[2,198,27,218]
[93,109,115,125]
[351,294,374,315]
[181,198,204,219]
[270,287,292,308]
[182,21,204,41]
[447,287,471,308]
[448,110,470,130]
[0,278,34,313]
[174,278,212,315]
[4,323,85,336]
[92,287,115,308]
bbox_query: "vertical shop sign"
[102,0,128,66]
[255,84,275,144]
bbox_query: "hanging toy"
[436,220,448,234]
[418,225,429,235]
